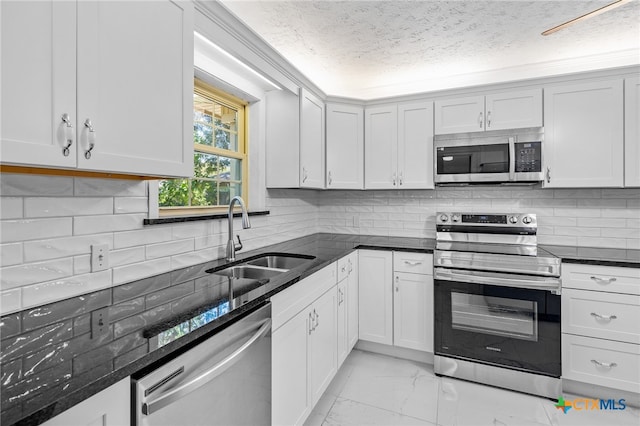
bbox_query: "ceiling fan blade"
[542,0,633,35]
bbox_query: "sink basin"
[246,254,315,270]
[213,265,284,280]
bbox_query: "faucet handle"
[234,235,243,252]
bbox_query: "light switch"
[91,244,109,272]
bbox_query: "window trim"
[159,78,249,216]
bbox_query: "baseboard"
[562,379,640,408]
[354,340,434,365]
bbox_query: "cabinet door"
[397,101,434,189]
[544,79,623,187]
[300,88,325,189]
[272,308,310,426]
[266,90,300,188]
[42,378,129,426]
[76,1,193,177]
[393,272,433,352]
[326,103,364,189]
[347,252,359,350]
[365,105,398,189]
[485,89,542,131]
[337,280,348,367]
[625,76,640,187]
[1,1,77,168]
[358,250,393,345]
[434,95,484,135]
[309,288,337,406]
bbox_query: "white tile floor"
[305,350,640,426]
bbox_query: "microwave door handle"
[141,318,271,416]
[508,137,515,181]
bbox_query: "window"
[159,79,248,215]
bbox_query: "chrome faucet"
[226,196,251,262]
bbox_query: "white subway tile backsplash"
[112,258,172,285]
[114,197,149,214]
[74,213,145,235]
[577,199,627,208]
[146,239,194,260]
[171,222,213,239]
[577,217,627,228]
[0,258,73,290]
[554,208,601,218]
[0,174,73,196]
[23,233,113,262]
[110,247,146,267]
[0,243,23,267]
[24,197,113,218]
[0,288,22,314]
[601,228,640,239]
[21,270,112,310]
[601,188,640,198]
[577,236,627,249]
[74,178,147,196]
[170,248,217,270]
[114,227,173,249]
[1,197,23,219]
[553,227,600,237]
[74,255,91,275]
[1,218,72,243]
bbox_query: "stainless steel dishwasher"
[133,303,271,426]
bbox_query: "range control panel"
[437,213,536,227]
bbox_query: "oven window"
[451,292,538,341]
[437,144,509,174]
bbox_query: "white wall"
[316,187,640,249]
[0,174,318,315]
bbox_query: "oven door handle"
[434,267,561,294]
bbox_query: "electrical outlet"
[91,307,110,339]
[352,215,360,228]
[91,244,109,272]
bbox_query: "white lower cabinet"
[359,250,433,352]
[271,263,337,426]
[561,263,640,396]
[42,378,130,426]
[337,251,359,368]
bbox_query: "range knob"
[439,214,449,222]
[508,216,518,224]
[522,215,532,225]
[451,214,460,223]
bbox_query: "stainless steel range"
[433,212,561,399]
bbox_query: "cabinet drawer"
[562,289,640,344]
[562,263,640,295]
[562,334,640,394]
[271,262,337,331]
[393,252,432,275]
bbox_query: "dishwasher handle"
[142,317,271,416]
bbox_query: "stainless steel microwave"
[434,128,544,185]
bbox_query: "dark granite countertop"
[3,233,638,425]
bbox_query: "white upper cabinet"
[1,1,77,169]
[300,88,325,189]
[434,89,542,135]
[625,76,640,187]
[1,0,194,178]
[543,79,623,188]
[266,90,300,188]
[365,101,434,189]
[326,103,364,189]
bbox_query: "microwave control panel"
[514,142,541,173]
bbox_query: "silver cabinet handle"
[591,359,617,369]
[395,275,399,292]
[546,166,551,183]
[403,260,422,266]
[486,110,491,128]
[348,259,353,273]
[142,318,271,415]
[61,113,74,156]
[591,312,617,321]
[309,312,313,335]
[590,276,617,285]
[399,171,403,186]
[341,265,347,273]
[83,119,96,159]
[479,111,483,129]
[392,172,397,186]
[328,171,332,186]
[302,167,308,183]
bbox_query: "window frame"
[159,78,249,216]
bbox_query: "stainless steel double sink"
[207,253,316,282]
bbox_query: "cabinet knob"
[61,113,74,156]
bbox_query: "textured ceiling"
[219,0,640,98]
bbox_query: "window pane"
[194,93,239,152]
[193,152,219,178]
[159,179,189,207]
[190,180,218,206]
[217,157,242,181]
[219,182,242,205]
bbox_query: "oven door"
[434,268,560,377]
